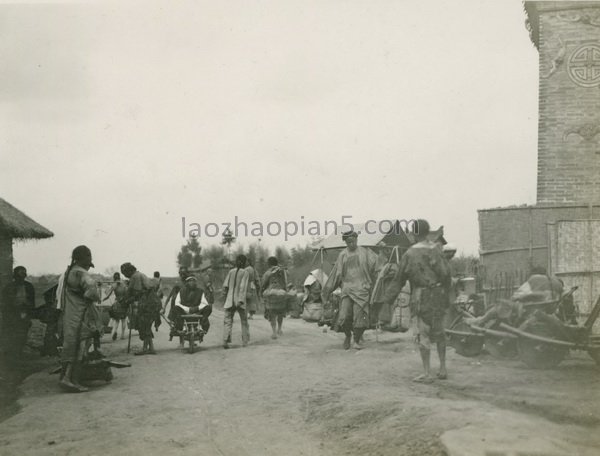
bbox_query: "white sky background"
[1,0,539,276]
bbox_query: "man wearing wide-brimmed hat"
[322,229,382,350]
[383,219,451,383]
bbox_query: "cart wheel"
[518,320,568,369]
[448,321,483,357]
[485,335,518,359]
[188,335,195,354]
[587,348,600,366]
[105,369,114,383]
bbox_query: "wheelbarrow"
[445,294,486,357]
[446,287,581,362]
[178,314,205,354]
[489,293,600,368]
[160,312,205,354]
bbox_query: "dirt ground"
[0,310,599,456]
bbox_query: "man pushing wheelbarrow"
[163,275,211,353]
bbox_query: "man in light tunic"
[322,230,381,350]
[222,255,250,349]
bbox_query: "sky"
[0,0,539,276]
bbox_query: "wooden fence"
[475,266,528,306]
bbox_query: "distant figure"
[0,266,35,358]
[384,220,451,383]
[58,246,102,393]
[261,257,289,339]
[121,263,162,355]
[442,243,457,262]
[103,272,128,341]
[322,230,382,350]
[39,284,61,356]
[222,255,250,349]
[442,243,458,308]
[152,271,164,300]
[245,261,260,319]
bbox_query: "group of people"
[322,219,455,384]
[4,216,564,393]
[0,219,457,393]
[166,254,294,350]
[56,248,164,392]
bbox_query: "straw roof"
[0,198,54,240]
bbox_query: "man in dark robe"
[59,246,102,392]
[121,262,161,356]
[1,266,35,358]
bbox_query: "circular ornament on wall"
[567,43,600,88]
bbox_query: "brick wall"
[535,2,600,204]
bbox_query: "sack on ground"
[302,302,323,322]
[26,319,47,349]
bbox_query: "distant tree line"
[177,233,480,293]
[176,233,320,290]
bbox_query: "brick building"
[479,2,600,314]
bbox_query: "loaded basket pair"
[263,288,296,320]
[50,341,131,385]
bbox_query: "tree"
[233,244,245,259]
[177,236,202,269]
[275,245,291,267]
[255,243,270,275]
[291,245,314,268]
[247,243,258,266]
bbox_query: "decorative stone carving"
[566,43,600,87]
[563,123,600,142]
[541,36,566,79]
[555,11,600,28]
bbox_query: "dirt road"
[0,310,599,456]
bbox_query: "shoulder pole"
[127,303,133,354]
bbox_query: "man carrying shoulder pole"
[383,219,451,383]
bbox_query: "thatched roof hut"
[0,198,54,288]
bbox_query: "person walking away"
[58,246,102,393]
[261,257,289,339]
[103,272,128,341]
[321,230,382,350]
[222,255,250,349]
[121,263,162,355]
[0,266,35,359]
[245,261,260,319]
[383,220,451,383]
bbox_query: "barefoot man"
[383,219,451,383]
[321,230,381,350]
